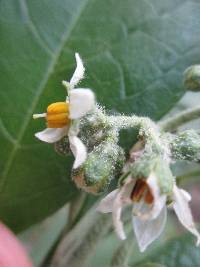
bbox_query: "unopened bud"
[54,136,70,156]
[184,65,200,92]
[72,142,125,194]
[171,130,200,162]
[79,108,109,150]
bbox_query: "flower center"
[130,179,154,204]
[46,102,70,128]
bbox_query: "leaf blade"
[1,0,200,230]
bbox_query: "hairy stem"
[108,115,160,145]
[159,106,200,132]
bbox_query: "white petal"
[70,53,85,88]
[112,190,128,240]
[119,176,136,204]
[104,178,135,240]
[133,206,167,252]
[173,185,200,246]
[180,189,192,202]
[35,127,68,143]
[146,173,167,220]
[97,189,119,213]
[111,177,135,240]
[69,89,95,119]
[112,178,135,243]
[69,136,87,169]
[133,199,152,218]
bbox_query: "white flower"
[97,174,200,252]
[33,53,95,169]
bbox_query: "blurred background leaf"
[18,206,68,267]
[135,231,200,267]
[1,0,200,231]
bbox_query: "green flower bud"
[184,65,200,92]
[171,130,200,162]
[72,142,125,194]
[79,110,110,150]
[54,136,70,156]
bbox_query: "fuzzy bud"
[79,108,110,150]
[54,136,70,156]
[72,142,125,194]
[171,130,200,162]
[184,65,200,92]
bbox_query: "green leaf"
[139,233,200,267]
[1,0,200,230]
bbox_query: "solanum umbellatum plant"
[33,53,200,253]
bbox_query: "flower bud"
[72,142,125,194]
[171,130,200,161]
[79,109,110,150]
[184,65,200,92]
[54,136,70,156]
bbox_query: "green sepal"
[154,159,174,195]
[130,154,174,195]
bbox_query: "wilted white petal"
[97,189,119,213]
[173,185,200,246]
[133,206,167,252]
[35,127,68,143]
[119,176,136,204]
[69,89,95,119]
[110,178,135,240]
[146,173,166,220]
[180,189,191,202]
[69,135,87,169]
[112,188,130,240]
[70,53,85,88]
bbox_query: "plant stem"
[62,192,86,234]
[50,206,111,267]
[108,115,160,144]
[159,106,200,132]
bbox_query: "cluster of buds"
[33,54,200,253]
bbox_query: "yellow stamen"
[46,102,70,128]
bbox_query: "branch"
[159,106,200,132]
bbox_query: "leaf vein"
[19,0,54,57]
[0,0,91,191]
[0,119,18,145]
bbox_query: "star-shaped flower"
[97,174,200,252]
[33,53,95,169]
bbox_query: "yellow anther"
[46,102,70,128]
[47,102,69,114]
